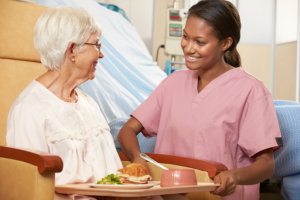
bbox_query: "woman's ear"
[222,37,233,52]
[66,42,76,61]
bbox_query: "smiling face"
[74,32,104,80]
[181,16,229,72]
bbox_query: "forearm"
[118,118,146,165]
[213,149,274,196]
[233,149,274,185]
[118,128,141,161]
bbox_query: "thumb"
[214,174,221,184]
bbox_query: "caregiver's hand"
[212,170,237,196]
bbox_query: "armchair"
[0,1,226,200]
[0,146,63,200]
[272,100,300,200]
[0,1,62,200]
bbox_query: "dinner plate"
[88,181,158,190]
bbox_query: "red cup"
[160,169,197,187]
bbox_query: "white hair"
[34,6,101,70]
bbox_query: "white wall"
[97,0,298,49]
[238,0,298,45]
[96,0,154,53]
[239,0,275,44]
[276,0,298,44]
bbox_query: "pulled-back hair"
[188,0,241,67]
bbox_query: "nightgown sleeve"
[6,103,48,153]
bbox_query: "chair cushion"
[0,157,55,200]
[273,100,300,106]
[273,104,300,177]
[281,173,300,200]
[0,1,45,62]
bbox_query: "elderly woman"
[6,6,123,190]
[6,6,188,200]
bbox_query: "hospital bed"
[0,0,225,199]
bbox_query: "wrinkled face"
[75,32,104,80]
[181,16,226,71]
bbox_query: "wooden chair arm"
[0,146,63,174]
[118,152,227,179]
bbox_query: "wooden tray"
[55,182,219,197]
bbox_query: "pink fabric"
[132,68,281,200]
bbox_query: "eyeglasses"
[84,42,101,51]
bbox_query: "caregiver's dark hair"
[188,0,241,68]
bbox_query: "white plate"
[88,182,158,190]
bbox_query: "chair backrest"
[272,100,300,200]
[0,0,46,146]
[273,100,300,177]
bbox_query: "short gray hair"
[34,6,101,70]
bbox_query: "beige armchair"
[0,1,61,200]
[0,1,226,200]
[0,146,63,200]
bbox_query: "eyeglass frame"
[84,42,101,51]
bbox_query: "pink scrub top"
[132,68,281,200]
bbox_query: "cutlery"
[140,153,169,170]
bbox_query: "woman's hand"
[212,170,237,196]
[212,148,274,197]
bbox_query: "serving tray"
[55,182,219,197]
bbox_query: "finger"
[216,179,236,196]
[221,177,236,196]
[214,175,234,196]
[226,182,236,195]
[213,175,221,184]
[213,184,226,196]
[212,175,220,193]
[212,176,226,195]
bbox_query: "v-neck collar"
[192,67,242,98]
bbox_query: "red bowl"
[160,169,197,187]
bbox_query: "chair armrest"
[0,146,63,173]
[118,152,227,178]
